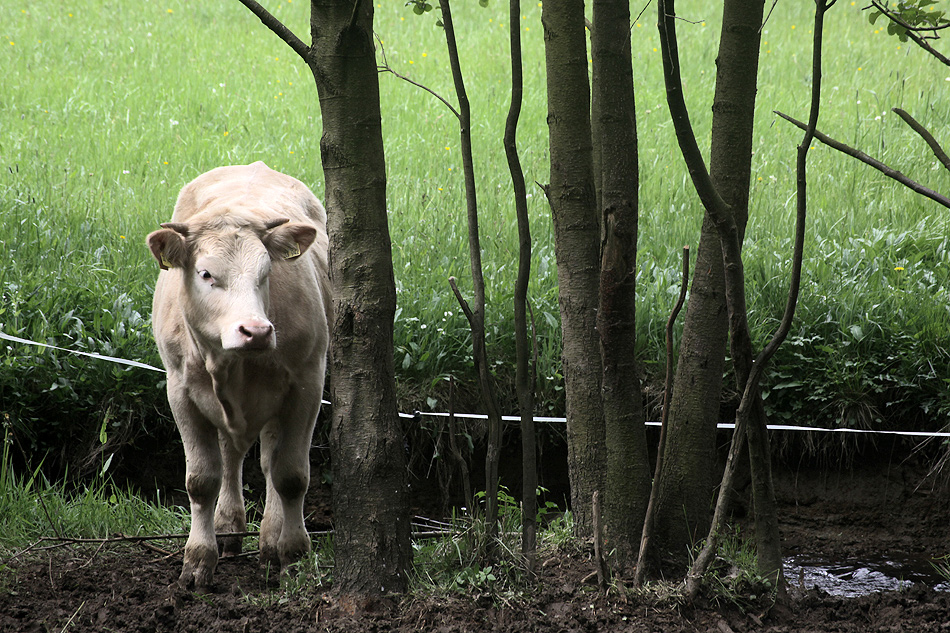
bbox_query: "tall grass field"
[2,0,949,471]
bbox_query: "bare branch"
[375,35,461,119]
[904,29,950,65]
[633,0,653,26]
[235,0,311,61]
[775,110,950,209]
[656,0,732,223]
[892,107,950,172]
[448,276,475,323]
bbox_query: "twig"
[59,600,85,633]
[775,110,950,209]
[633,0,653,26]
[235,0,311,61]
[375,35,461,119]
[868,0,950,38]
[892,107,950,172]
[592,491,609,592]
[76,541,108,571]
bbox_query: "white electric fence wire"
[0,330,165,372]
[4,329,949,438]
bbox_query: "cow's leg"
[214,431,247,557]
[174,403,223,590]
[259,389,319,571]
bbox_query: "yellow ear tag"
[160,252,175,269]
[284,242,302,260]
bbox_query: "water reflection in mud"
[784,555,950,597]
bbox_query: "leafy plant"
[698,526,776,611]
[867,0,949,42]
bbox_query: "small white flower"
[169,119,179,127]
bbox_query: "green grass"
[0,423,189,553]
[2,0,949,467]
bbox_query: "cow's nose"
[237,322,275,349]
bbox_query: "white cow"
[147,162,330,590]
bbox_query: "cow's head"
[147,215,317,352]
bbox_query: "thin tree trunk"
[540,0,606,539]
[687,0,830,585]
[439,0,504,537]
[504,0,538,569]
[656,0,793,588]
[591,0,650,573]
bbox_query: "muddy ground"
[2,448,950,632]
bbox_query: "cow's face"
[147,217,317,352]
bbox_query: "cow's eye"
[197,270,215,284]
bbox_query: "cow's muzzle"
[226,320,276,351]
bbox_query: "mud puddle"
[785,554,950,597]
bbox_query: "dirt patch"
[3,457,949,632]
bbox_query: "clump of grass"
[696,525,777,611]
[240,535,334,608]
[409,486,561,601]
[0,421,189,555]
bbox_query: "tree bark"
[309,0,411,596]
[540,0,605,537]
[591,0,651,571]
[650,0,765,573]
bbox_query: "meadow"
[2,0,949,469]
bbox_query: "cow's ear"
[264,222,317,261]
[147,227,188,270]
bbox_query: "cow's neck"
[185,322,250,439]
[205,355,250,439]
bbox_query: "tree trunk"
[650,0,765,573]
[591,0,650,571]
[504,0,538,568]
[309,0,411,597]
[540,0,605,537]
[438,0,505,538]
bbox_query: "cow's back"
[172,161,326,227]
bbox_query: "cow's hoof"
[259,544,281,570]
[218,534,243,557]
[178,562,214,593]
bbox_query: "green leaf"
[773,380,804,390]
